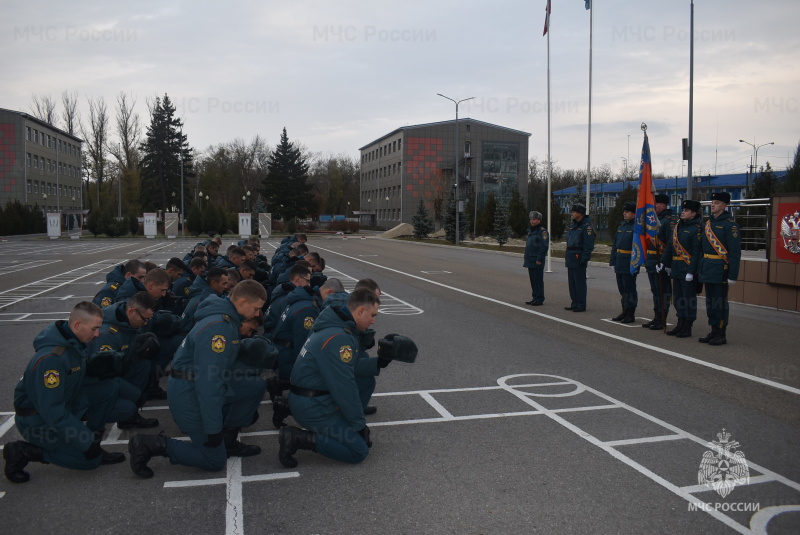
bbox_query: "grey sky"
[3,0,798,179]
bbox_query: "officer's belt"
[673,255,689,261]
[647,250,658,254]
[170,368,195,381]
[14,406,38,417]
[566,247,582,251]
[616,249,632,254]
[273,339,292,349]
[290,385,330,397]
[704,254,724,259]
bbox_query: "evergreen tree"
[476,193,497,236]
[492,200,512,247]
[507,189,529,237]
[412,199,434,239]
[261,127,314,223]
[606,186,638,238]
[779,142,800,194]
[187,204,202,236]
[139,94,193,212]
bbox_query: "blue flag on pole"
[631,133,660,274]
[585,0,591,9]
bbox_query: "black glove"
[378,355,391,369]
[86,350,126,379]
[83,441,103,460]
[358,329,376,350]
[358,426,372,448]
[377,334,418,364]
[579,261,588,268]
[237,335,279,371]
[133,332,161,362]
[204,432,223,448]
[151,310,182,337]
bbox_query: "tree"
[779,142,800,194]
[493,200,512,246]
[29,94,58,126]
[111,92,143,216]
[60,91,79,135]
[412,199,434,239]
[261,127,314,222]
[187,204,202,236]
[606,186,638,238]
[476,192,497,236]
[80,96,109,210]
[139,94,193,212]
[508,189,529,237]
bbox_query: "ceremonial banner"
[631,133,660,274]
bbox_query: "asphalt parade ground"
[0,236,798,535]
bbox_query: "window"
[46,134,50,148]
[33,155,39,168]
[466,124,470,132]
[34,181,39,193]
[46,183,51,195]
[27,153,31,167]
[464,141,471,156]
[27,180,32,193]
[26,126,31,141]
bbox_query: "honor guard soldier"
[564,204,595,312]
[661,199,703,337]
[127,281,267,478]
[278,288,419,468]
[523,211,549,306]
[697,192,741,345]
[609,202,639,323]
[642,194,676,330]
[4,302,127,483]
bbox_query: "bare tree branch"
[29,94,58,127]
[60,91,79,135]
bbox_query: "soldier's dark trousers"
[223,373,267,429]
[647,270,671,316]
[528,267,545,303]
[704,282,729,328]
[83,381,136,429]
[355,375,377,410]
[672,278,697,321]
[567,267,587,308]
[302,414,369,464]
[165,432,227,471]
[615,272,638,309]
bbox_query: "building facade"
[0,108,84,214]
[358,118,530,228]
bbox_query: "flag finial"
[641,122,648,132]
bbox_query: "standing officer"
[609,202,639,323]
[4,302,125,483]
[523,211,549,306]
[642,194,676,330]
[697,192,741,346]
[127,280,267,478]
[564,204,595,312]
[661,199,703,338]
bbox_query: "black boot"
[223,427,261,458]
[117,412,160,430]
[3,441,45,483]
[699,326,718,343]
[128,434,168,479]
[266,376,282,403]
[620,307,637,324]
[641,312,659,328]
[666,318,685,336]
[676,319,693,338]
[709,326,727,346]
[278,426,316,469]
[648,313,664,330]
[611,308,627,321]
[146,375,168,401]
[272,396,292,429]
[93,431,125,465]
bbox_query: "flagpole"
[585,0,593,214]
[546,3,553,273]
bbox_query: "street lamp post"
[199,191,203,209]
[246,190,251,212]
[180,150,184,238]
[738,139,774,196]
[438,93,475,245]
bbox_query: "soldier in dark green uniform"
[697,192,741,346]
[642,194,676,330]
[564,204,595,312]
[127,280,267,478]
[4,302,126,483]
[523,211,549,306]
[93,260,146,308]
[609,202,639,323]
[661,199,703,338]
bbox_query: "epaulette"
[109,325,119,334]
[111,283,120,290]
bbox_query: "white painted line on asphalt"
[324,266,423,315]
[750,506,800,534]
[163,456,299,535]
[420,270,452,274]
[603,434,684,447]
[0,259,61,275]
[0,414,16,441]
[419,392,454,419]
[314,245,800,396]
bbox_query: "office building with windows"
[358,118,530,228]
[0,108,84,214]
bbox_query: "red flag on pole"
[543,0,551,36]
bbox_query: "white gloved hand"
[685,273,694,282]
[609,265,615,271]
[655,263,664,273]
[728,279,736,285]
[665,267,672,277]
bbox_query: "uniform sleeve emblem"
[111,283,119,290]
[44,370,60,388]
[339,345,353,363]
[99,345,114,352]
[211,335,227,354]
[184,287,190,296]
[100,297,112,307]
[108,326,118,334]
[303,317,315,330]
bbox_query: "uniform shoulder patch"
[100,297,113,307]
[184,287,190,296]
[44,370,60,388]
[108,325,119,334]
[211,335,227,353]
[110,283,120,290]
[303,316,315,330]
[339,345,353,363]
